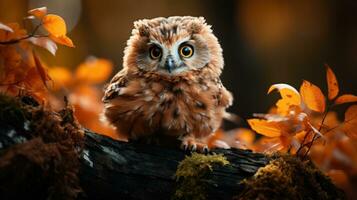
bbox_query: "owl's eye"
[179,45,194,58]
[149,46,162,59]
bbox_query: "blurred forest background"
[1,1,357,197]
[0,0,356,123]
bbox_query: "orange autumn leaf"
[50,35,74,48]
[42,14,67,37]
[247,119,281,137]
[33,53,51,88]
[75,58,113,84]
[326,65,339,100]
[207,129,226,148]
[252,137,284,153]
[335,94,357,105]
[28,7,47,19]
[22,67,49,102]
[343,105,357,139]
[300,80,326,113]
[0,22,13,32]
[235,128,256,144]
[234,128,256,149]
[268,84,301,105]
[0,23,27,41]
[48,66,72,90]
[268,83,301,115]
[326,170,349,190]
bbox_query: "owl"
[102,16,233,152]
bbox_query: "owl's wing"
[102,69,128,102]
[215,79,239,123]
[215,79,233,108]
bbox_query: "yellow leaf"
[326,65,339,100]
[247,119,281,137]
[75,57,113,84]
[50,35,74,48]
[268,83,301,105]
[42,14,66,37]
[28,7,47,19]
[334,94,357,105]
[268,83,301,115]
[343,105,357,139]
[300,80,326,113]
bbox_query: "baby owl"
[102,16,233,152]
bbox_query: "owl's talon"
[203,146,209,154]
[181,136,209,153]
[190,144,197,152]
[181,141,189,151]
[183,144,188,151]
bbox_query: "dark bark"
[79,130,268,200]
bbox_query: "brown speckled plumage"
[102,16,232,150]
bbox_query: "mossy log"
[0,95,345,200]
[80,130,268,200]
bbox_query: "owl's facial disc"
[136,35,210,75]
[164,55,175,73]
[152,40,199,75]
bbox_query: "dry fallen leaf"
[300,80,326,113]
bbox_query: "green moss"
[235,154,346,200]
[173,153,229,200]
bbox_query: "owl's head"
[123,16,223,78]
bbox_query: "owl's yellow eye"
[150,46,162,59]
[179,45,194,58]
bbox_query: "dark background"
[1,0,356,120]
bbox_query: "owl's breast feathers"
[103,69,232,140]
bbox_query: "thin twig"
[0,23,42,45]
[302,104,332,159]
[296,130,312,156]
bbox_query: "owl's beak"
[165,56,175,73]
